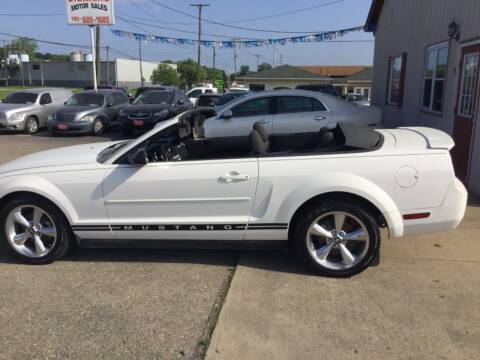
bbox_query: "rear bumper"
[402,178,467,236]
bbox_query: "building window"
[387,54,406,106]
[32,64,40,70]
[422,43,448,114]
[458,53,479,118]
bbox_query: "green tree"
[9,37,38,60]
[239,65,250,76]
[258,62,272,72]
[150,63,181,86]
[177,59,205,89]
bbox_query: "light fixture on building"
[448,21,460,41]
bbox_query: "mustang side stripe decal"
[72,223,288,231]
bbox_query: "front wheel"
[0,195,72,264]
[24,116,39,134]
[292,200,380,277]
[92,118,105,136]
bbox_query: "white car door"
[272,95,334,134]
[102,157,258,241]
[214,96,274,138]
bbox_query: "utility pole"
[95,26,101,85]
[279,54,283,67]
[254,54,260,71]
[138,39,144,86]
[89,25,97,91]
[233,46,238,85]
[106,46,110,84]
[190,3,209,85]
[212,46,216,86]
[272,45,277,69]
[2,40,8,87]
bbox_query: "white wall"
[115,59,160,87]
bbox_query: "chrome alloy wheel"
[306,211,370,271]
[5,205,57,258]
[26,118,38,133]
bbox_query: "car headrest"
[250,129,269,155]
[253,122,269,142]
[178,119,191,139]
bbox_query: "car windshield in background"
[197,96,220,107]
[348,95,366,101]
[66,93,104,107]
[216,92,246,106]
[3,92,38,104]
[133,91,174,105]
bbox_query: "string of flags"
[110,26,365,49]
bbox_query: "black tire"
[24,116,39,134]
[292,200,380,277]
[0,195,72,264]
[92,118,105,136]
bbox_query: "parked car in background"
[0,109,467,277]
[186,86,218,106]
[196,94,221,108]
[295,84,339,97]
[48,89,129,136]
[345,93,371,106]
[118,89,192,135]
[213,92,248,112]
[134,86,179,100]
[201,90,381,148]
[0,88,73,134]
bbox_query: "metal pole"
[138,39,144,86]
[234,46,238,85]
[255,54,260,71]
[273,45,277,69]
[212,46,216,86]
[106,46,110,85]
[3,41,8,87]
[95,26,101,85]
[40,62,44,87]
[191,3,209,84]
[89,25,98,91]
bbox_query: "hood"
[124,104,171,112]
[55,106,102,122]
[0,103,35,113]
[0,142,114,176]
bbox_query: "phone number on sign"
[70,16,112,24]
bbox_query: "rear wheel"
[24,116,39,134]
[0,195,72,264]
[292,200,380,277]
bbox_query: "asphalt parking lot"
[1,130,479,360]
[0,130,236,360]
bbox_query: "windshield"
[216,92,245,106]
[66,93,105,107]
[348,95,365,101]
[3,92,38,104]
[97,141,132,163]
[133,91,174,105]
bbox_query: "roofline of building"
[239,77,332,81]
[365,0,384,32]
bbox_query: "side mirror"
[128,147,148,165]
[177,99,185,105]
[106,102,114,108]
[221,109,233,120]
[64,101,67,105]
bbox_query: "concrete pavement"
[207,206,480,360]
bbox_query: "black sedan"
[118,90,192,136]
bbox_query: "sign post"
[65,0,115,90]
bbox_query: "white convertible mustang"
[0,109,467,276]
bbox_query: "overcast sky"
[0,0,374,73]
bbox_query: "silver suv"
[0,88,73,134]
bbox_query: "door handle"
[314,116,327,121]
[220,172,250,182]
[258,119,270,124]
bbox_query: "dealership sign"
[66,0,115,25]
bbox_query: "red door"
[452,44,480,180]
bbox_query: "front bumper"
[0,118,26,131]
[48,121,94,134]
[402,178,468,236]
[120,116,164,131]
